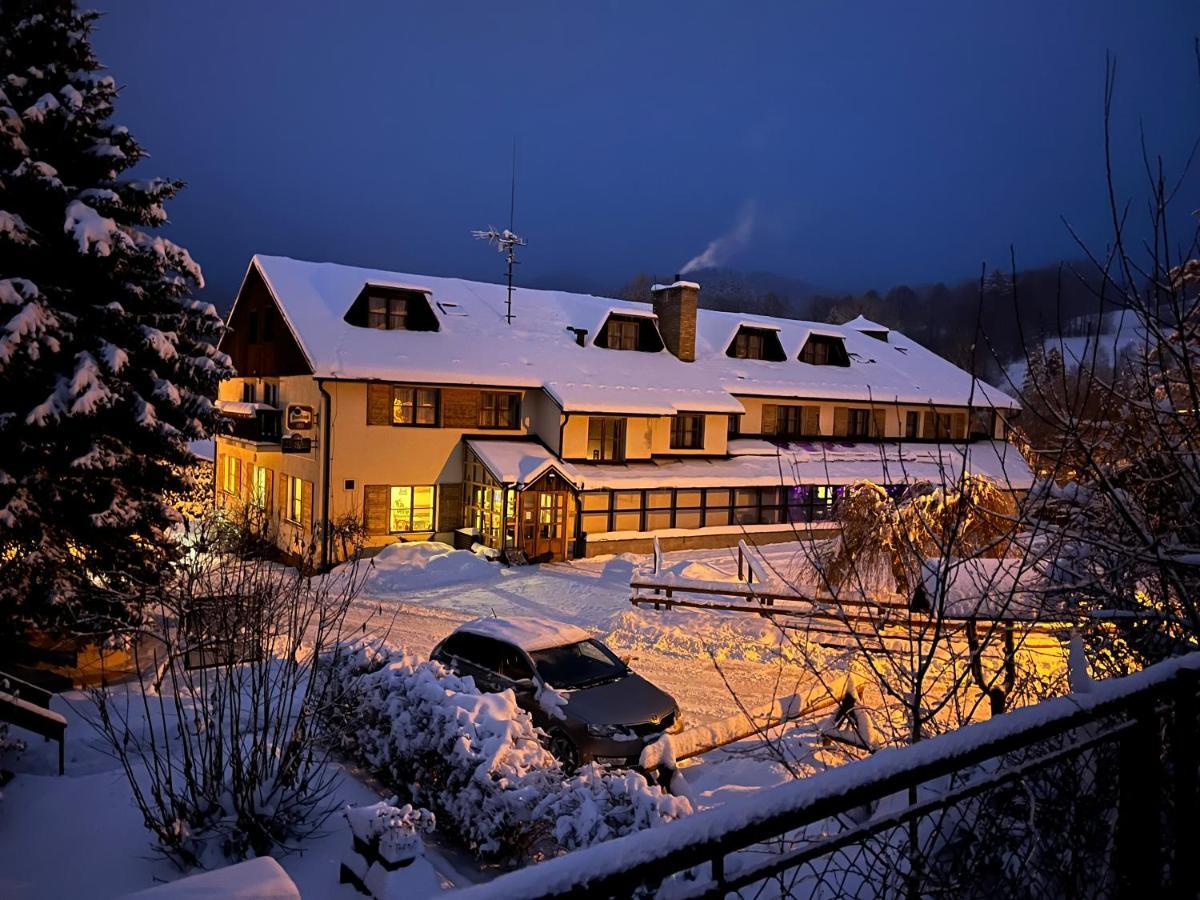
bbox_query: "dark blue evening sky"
[93,1,1200,305]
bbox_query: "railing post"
[1116,702,1162,898]
[1169,669,1199,893]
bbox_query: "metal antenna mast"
[472,142,525,325]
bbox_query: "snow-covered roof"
[245,255,1018,414]
[470,438,1033,491]
[843,314,889,333]
[457,615,592,652]
[466,439,562,487]
[249,255,739,415]
[693,307,1017,409]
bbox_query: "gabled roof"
[249,255,740,415]
[241,255,1019,413]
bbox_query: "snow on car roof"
[247,255,1018,414]
[457,616,592,652]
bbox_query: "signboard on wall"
[281,434,312,454]
[286,404,314,430]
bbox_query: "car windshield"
[530,639,627,688]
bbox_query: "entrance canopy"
[466,439,568,489]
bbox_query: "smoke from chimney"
[679,200,757,275]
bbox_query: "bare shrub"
[88,507,369,867]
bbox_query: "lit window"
[389,485,436,532]
[222,456,240,494]
[250,465,268,508]
[480,392,520,428]
[393,387,438,425]
[287,476,304,523]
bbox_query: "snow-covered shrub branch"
[323,638,690,862]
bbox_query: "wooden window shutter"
[871,409,886,438]
[442,389,481,429]
[761,404,778,435]
[300,479,313,525]
[952,413,967,440]
[923,411,936,439]
[265,468,274,511]
[833,407,850,437]
[367,383,392,425]
[363,485,389,535]
[802,406,821,436]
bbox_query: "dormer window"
[609,318,639,350]
[727,325,786,361]
[596,313,664,352]
[344,284,439,331]
[369,294,407,330]
[798,334,851,367]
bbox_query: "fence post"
[1116,702,1162,897]
[1169,669,1199,893]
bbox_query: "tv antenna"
[472,141,526,325]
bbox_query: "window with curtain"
[392,387,438,425]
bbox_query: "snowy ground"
[339,542,823,726]
[0,684,448,899]
[0,542,828,897]
[0,539,1062,896]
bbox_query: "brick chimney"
[651,276,699,362]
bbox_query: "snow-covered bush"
[532,763,691,852]
[325,638,690,861]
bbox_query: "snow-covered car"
[431,616,681,770]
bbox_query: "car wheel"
[548,729,581,772]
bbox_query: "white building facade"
[213,255,1032,565]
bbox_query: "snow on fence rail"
[445,652,1200,899]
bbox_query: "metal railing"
[448,653,1200,899]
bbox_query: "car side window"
[441,633,496,671]
[496,643,534,682]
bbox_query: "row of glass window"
[577,484,906,535]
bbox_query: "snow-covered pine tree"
[0,2,233,635]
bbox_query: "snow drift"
[359,541,499,592]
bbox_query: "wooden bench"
[0,670,66,775]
